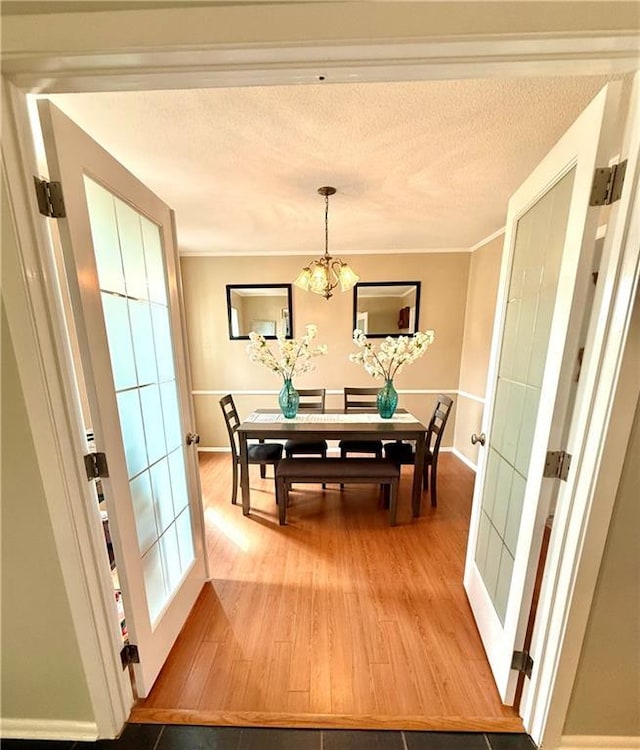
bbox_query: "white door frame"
[2,7,639,743]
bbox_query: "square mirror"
[226,284,293,340]
[353,281,421,338]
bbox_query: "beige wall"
[180,252,469,448]
[453,234,503,465]
[564,395,640,737]
[1,306,93,723]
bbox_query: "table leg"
[412,432,426,517]
[239,433,250,515]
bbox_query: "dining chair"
[338,387,384,488]
[219,394,283,505]
[383,394,454,507]
[284,388,328,489]
[284,388,328,457]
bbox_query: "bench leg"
[381,483,390,509]
[389,477,398,526]
[276,476,287,525]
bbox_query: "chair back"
[297,388,326,413]
[219,394,241,461]
[427,395,454,456]
[344,386,379,412]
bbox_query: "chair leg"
[340,447,346,490]
[430,460,438,507]
[422,460,429,491]
[231,459,238,505]
[322,449,327,489]
[259,463,267,478]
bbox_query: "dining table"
[236,408,428,519]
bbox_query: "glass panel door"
[37,99,206,697]
[463,82,620,703]
[85,178,195,624]
[474,170,575,623]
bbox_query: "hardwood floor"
[131,452,522,731]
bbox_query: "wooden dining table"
[237,408,428,519]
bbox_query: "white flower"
[247,324,328,380]
[348,329,435,380]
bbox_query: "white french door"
[37,100,207,697]
[464,82,622,703]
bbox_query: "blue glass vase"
[377,379,398,419]
[278,378,299,418]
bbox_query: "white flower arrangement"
[349,328,435,380]
[247,324,328,381]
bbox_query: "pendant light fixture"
[293,186,359,299]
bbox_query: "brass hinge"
[590,160,627,206]
[33,177,66,218]
[84,452,109,481]
[511,649,534,678]
[120,643,139,669]
[543,450,571,481]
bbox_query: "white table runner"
[245,412,418,424]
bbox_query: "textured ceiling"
[47,75,618,256]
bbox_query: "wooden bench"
[275,457,400,526]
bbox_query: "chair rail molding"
[457,389,486,404]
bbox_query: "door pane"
[85,176,195,626]
[475,168,575,623]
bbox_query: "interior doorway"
[6,11,640,740]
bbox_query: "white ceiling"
[46,74,619,257]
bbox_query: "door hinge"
[543,450,571,481]
[590,160,627,206]
[84,452,109,480]
[120,643,140,669]
[33,177,66,218]
[511,649,534,678]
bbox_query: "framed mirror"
[226,284,293,340]
[353,281,421,338]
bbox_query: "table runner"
[245,412,418,424]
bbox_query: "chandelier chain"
[324,192,330,257]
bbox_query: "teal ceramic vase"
[278,378,299,418]
[377,379,398,419]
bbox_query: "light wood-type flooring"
[131,452,522,732]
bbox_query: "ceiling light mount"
[294,186,359,300]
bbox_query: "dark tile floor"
[2,724,537,749]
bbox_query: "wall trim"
[469,226,506,253]
[560,737,640,750]
[0,719,98,742]
[452,447,478,472]
[4,7,638,95]
[457,389,486,404]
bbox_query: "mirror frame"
[226,283,294,340]
[352,281,422,338]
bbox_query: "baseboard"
[0,718,98,741]
[560,736,640,750]
[452,447,477,472]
